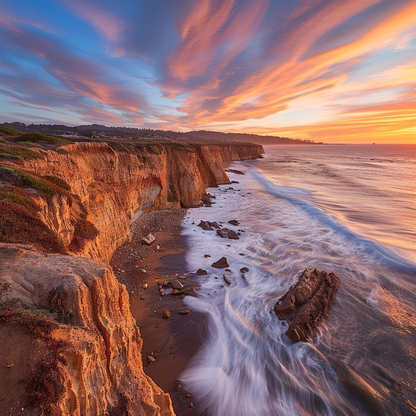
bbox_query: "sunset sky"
[0,0,415,143]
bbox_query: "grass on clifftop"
[42,175,71,192]
[12,132,70,145]
[0,126,23,136]
[0,166,73,199]
[0,145,42,160]
[158,141,195,152]
[0,186,39,212]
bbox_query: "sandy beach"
[110,209,208,416]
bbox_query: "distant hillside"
[0,122,321,145]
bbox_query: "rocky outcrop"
[20,141,263,263]
[274,268,340,343]
[0,243,174,416]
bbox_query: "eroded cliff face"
[0,243,174,416]
[0,141,263,416]
[21,141,263,262]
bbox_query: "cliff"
[19,141,263,263]
[0,140,263,415]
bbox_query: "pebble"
[162,309,172,319]
[178,309,190,314]
[184,393,191,399]
[143,283,148,289]
[147,356,155,363]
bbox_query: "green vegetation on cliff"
[12,133,70,145]
[0,126,23,136]
[0,145,42,159]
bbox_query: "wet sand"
[110,209,208,416]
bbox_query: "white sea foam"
[179,148,416,416]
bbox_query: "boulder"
[208,221,220,229]
[198,220,212,230]
[216,230,228,238]
[167,279,183,289]
[211,257,229,268]
[225,169,245,175]
[274,268,340,343]
[228,220,239,226]
[162,309,172,319]
[142,233,156,245]
[227,230,239,240]
[240,267,249,273]
[196,269,208,275]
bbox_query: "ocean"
[180,145,416,416]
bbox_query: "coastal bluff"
[0,140,263,415]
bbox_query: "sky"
[0,0,415,143]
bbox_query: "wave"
[251,169,416,275]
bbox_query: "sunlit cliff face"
[0,0,415,143]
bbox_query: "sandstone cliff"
[0,243,174,416]
[0,140,263,416]
[20,141,263,262]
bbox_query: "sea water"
[180,145,416,416]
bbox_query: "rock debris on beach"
[211,257,229,268]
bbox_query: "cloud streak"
[0,0,414,142]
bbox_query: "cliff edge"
[0,140,263,415]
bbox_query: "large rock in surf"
[274,268,340,343]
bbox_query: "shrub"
[0,200,66,254]
[56,148,68,155]
[0,145,41,159]
[160,141,195,152]
[43,175,71,191]
[147,144,161,155]
[12,133,70,145]
[0,138,6,143]
[0,166,72,199]
[68,218,99,252]
[0,186,39,212]
[0,126,23,136]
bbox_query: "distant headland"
[0,122,322,145]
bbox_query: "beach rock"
[211,257,229,268]
[240,267,249,273]
[198,220,212,230]
[227,230,239,240]
[204,254,211,258]
[225,169,245,175]
[142,233,156,245]
[163,288,173,296]
[274,268,340,343]
[179,310,191,314]
[196,268,208,275]
[216,229,228,238]
[228,220,239,226]
[223,273,232,285]
[147,356,156,363]
[168,279,183,289]
[208,221,220,229]
[162,309,172,319]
